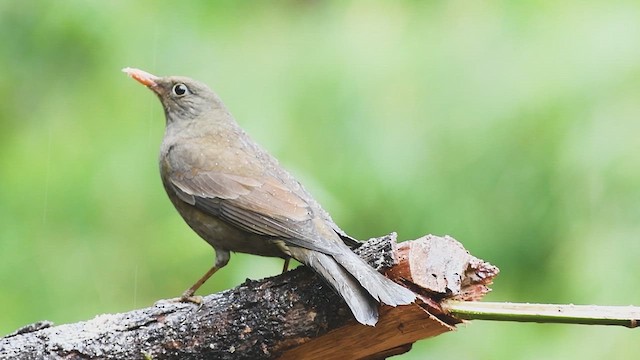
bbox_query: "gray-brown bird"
[123,67,415,325]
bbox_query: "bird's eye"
[172,83,190,97]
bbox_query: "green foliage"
[1,1,639,358]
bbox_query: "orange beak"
[122,67,160,87]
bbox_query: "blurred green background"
[1,0,639,358]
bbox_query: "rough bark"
[0,234,499,360]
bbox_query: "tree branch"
[0,234,498,360]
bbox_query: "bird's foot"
[154,295,203,307]
[179,294,203,305]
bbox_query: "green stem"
[442,301,640,328]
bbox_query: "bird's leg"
[281,258,291,273]
[180,265,219,303]
[179,249,230,304]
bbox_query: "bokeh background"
[1,1,639,358]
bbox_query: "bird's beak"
[122,67,160,89]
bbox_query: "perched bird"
[123,67,415,325]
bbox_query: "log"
[0,234,498,360]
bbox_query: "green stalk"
[442,301,640,328]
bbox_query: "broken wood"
[0,234,498,360]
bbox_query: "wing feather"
[170,171,340,255]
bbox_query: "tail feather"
[289,246,415,326]
[306,250,379,325]
[334,251,416,306]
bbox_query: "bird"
[122,67,415,326]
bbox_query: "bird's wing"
[168,171,342,255]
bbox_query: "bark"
[0,234,498,360]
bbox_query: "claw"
[180,295,203,305]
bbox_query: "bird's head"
[123,67,227,124]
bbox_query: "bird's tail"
[289,247,415,326]
[333,250,416,306]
